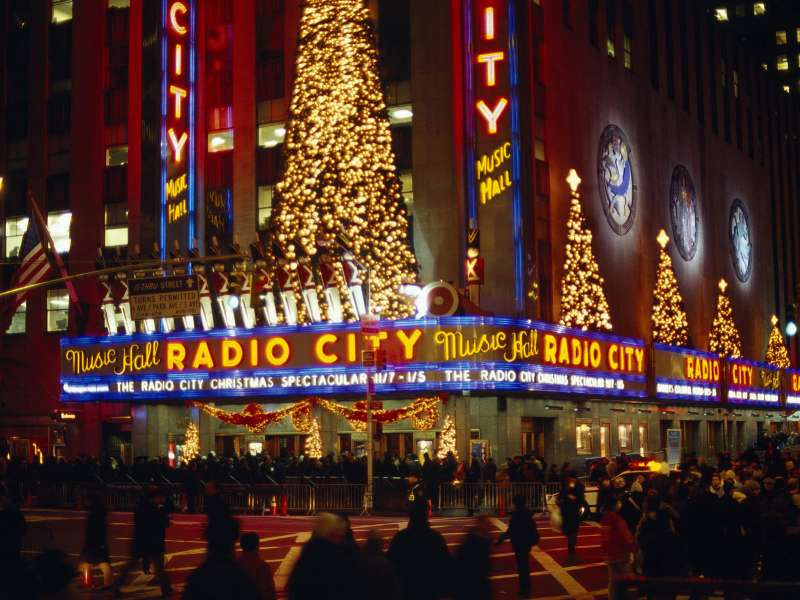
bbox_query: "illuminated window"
[388,104,413,125]
[46,289,69,332]
[735,4,745,16]
[607,38,616,59]
[257,122,286,149]
[6,302,26,334]
[257,185,274,230]
[638,424,648,455]
[618,423,632,451]
[797,27,800,43]
[733,69,739,98]
[47,211,72,254]
[208,129,233,153]
[762,63,768,71]
[104,203,128,247]
[534,138,546,161]
[105,145,128,167]
[600,423,610,457]
[4,215,29,258]
[778,55,789,71]
[108,0,131,7]
[576,422,593,455]
[51,0,73,23]
[776,30,787,45]
[623,35,632,70]
[714,8,728,21]
[753,2,766,15]
[783,85,791,94]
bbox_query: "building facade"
[2,0,800,468]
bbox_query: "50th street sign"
[129,275,199,320]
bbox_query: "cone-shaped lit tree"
[708,279,742,358]
[184,422,200,461]
[271,0,416,319]
[765,315,791,369]
[304,417,323,459]
[651,230,689,346]
[558,169,613,331]
[436,414,458,460]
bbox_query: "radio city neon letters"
[167,1,189,163]
[475,7,508,134]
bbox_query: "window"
[5,215,29,258]
[797,28,800,43]
[208,129,233,153]
[105,145,128,167]
[46,289,69,332]
[753,2,766,15]
[576,422,593,455]
[638,424,649,455]
[258,122,286,149]
[606,0,616,59]
[679,0,689,110]
[622,1,633,70]
[721,58,727,87]
[776,30,787,45]
[104,203,128,247]
[664,0,675,99]
[778,55,789,71]
[600,423,611,457]
[52,0,73,23]
[735,3,745,16]
[388,104,413,126]
[399,171,414,248]
[618,423,632,451]
[534,138,546,161]
[47,211,72,254]
[109,0,131,8]
[562,0,571,28]
[257,185,274,230]
[783,85,791,94]
[6,302,26,334]
[714,7,728,21]
[732,69,739,98]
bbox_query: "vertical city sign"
[465,0,523,315]
[161,0,196,258]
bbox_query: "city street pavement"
[21,509,608,599]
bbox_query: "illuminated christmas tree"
[184,422,200,461]
[766,315,791,369]
[651,230,689,346]
[558,169,613,331]
[272,0,417,319]
[708,279,742,358]
[436,414,458,461]
[304,417,323,459]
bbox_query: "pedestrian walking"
[496,495,540,599]
[79,493,113,589]
[237,532,276,600]
[454,515,493,600]
[359,530,402,600]
[112,489,172,598]
[600,497,634,600]
[388,499,452,600]
[557,477,583,563]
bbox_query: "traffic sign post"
[129,275,199,321]
[360,314,380,515]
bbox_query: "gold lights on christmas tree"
[271,0,417,319]
[708,279,742,358]
[558,169,613,331]
[304,417,323,459]
[436,414,458,460]
[651,230,689,346]
[184,422,200,461]
[766,315,791,369]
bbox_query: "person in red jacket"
[601,497,635,600]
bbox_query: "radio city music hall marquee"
[60,317,648,401]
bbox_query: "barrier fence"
[613,574,800,599]
[10,480,560,515]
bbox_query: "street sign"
[360,313,379,334]
[361,350,376,367]
[130,275,199,320]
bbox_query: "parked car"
[545,469,655,519]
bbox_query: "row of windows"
[5,289,69,335]
[713,2,767,22]
[4,211,72,258]
[575,421,648,456]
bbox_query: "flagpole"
[0,253,246,299]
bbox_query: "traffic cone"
[82,564,92,587]
[498,494,506,518]
[271,495,277,516]
[281,495,288,516]
[427,499,433,519]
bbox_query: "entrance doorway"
[102,423,131,461]
[521,417,553,462]
[680,420,699,456]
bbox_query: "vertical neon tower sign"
[161,0,196,259]
[465,0,524,315]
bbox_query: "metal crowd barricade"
[437,482,562,514]
[310,483,366,513]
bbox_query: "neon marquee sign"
[653,344,721,403]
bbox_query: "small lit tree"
[184,422,200,461]
[766,315,791,369]
[651,230,689,346]
[708,279,742,358]
[558,169,613,331]
[436,414,458,460]
[304,417,323,459]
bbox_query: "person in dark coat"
[455,515,493,600]
[79,493,113,589]
[557,477,583,562]
[358,530,402,600]
[496,495,540,599]
[388,499,452,600]
[635,496,685,580]
[287,513,359,600]
[112,489,172,597]
[0,485,33,598]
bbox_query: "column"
[233,0,257,242]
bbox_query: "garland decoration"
[193,401,312,433]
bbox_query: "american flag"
[0,211,55,332]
